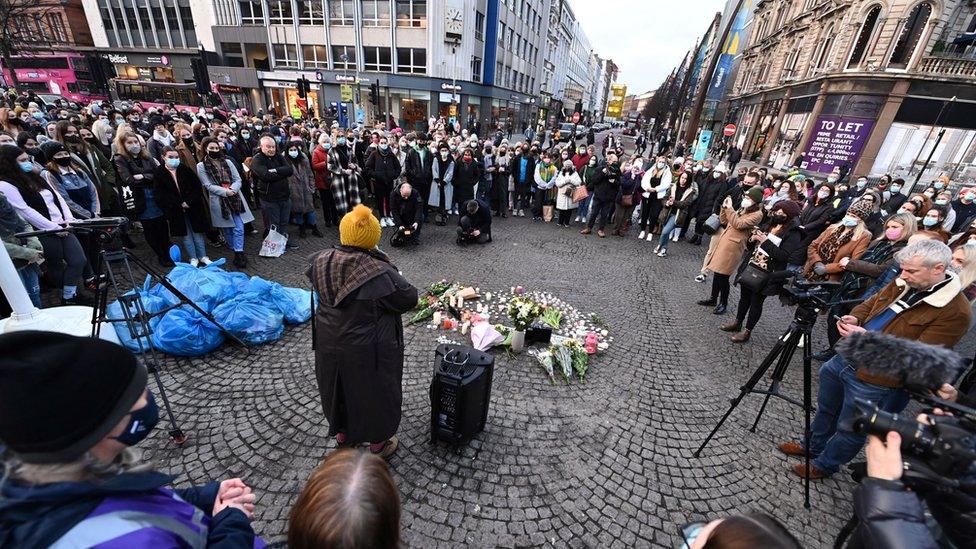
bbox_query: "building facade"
[725,0,976,187]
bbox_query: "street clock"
[445,8,463,42]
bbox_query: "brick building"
[10,0,93,50]
[725,0,976,187]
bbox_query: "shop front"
[798,93,885,176]
[102,52,196,83]
[747,99,781,162]
[208,66,261,113]
[769,95,817,170]
[259,70,321,119]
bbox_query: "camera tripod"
[694,302,818,509]
[83,222,245,445]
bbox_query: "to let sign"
[801,115,875,174]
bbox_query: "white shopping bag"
[259,225,287,257]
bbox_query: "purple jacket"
[0,470,264,548]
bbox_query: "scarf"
[0,192,25,236]
[810,226,855,281]
[308,245,392,307]
[203,157,244,220]
[538,163,556,183]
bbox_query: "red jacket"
[311,145,331,190]
[571,153,590,171]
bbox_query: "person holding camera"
[389,183,423,247]
[457,199,492,245]
[0,331,261,547]
[778,240,972,479]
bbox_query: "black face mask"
[54,156,72,167]
[207,150,223,158]
[64,134,81,143]
[84,137,99,145]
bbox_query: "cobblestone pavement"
[131,205,974,548]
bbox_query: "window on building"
[361,0,390,26]
[847,5,881,69]
[475,10,484,40]
[122,0,141,47]
[268,0,292,24]
[498,22,505,47]
[239,0,263,24]
[298,0,325,25]
[396,47,426,74]
[329,0,354,25]
[302,44,328,68]
[811,23,835,72]
[45,12,68,42]
[332,45,356,69]
[496,61,503,82]
[273,43,299,68]
[888,2,932,68]
[137,4,154,45]
[471,56,481,82]
[178,1,195,41]
[395,0,425,27]
[781,41,801,80]
[363,46,392,71]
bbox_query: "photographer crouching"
[0,331,261,547]
[777,240,972,479]
[389,183,423,247]
[457,198,492,246]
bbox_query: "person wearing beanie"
[804,198,873,282]
[40,140,101,220]
[0,331,261,547]
[307,205,418,458]
[698,184,764,315]
[721,199,806,342]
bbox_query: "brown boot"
[720,320,741,332]
[597,229,606,238]
[731,329,751,343]
[792,462,826,480]
[580,228,591,235]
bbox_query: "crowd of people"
[0,88,974,547]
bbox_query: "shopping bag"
[259,225,287,257]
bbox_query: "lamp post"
[911,96,956,193]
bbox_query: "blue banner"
[694,130,713,161]
[706,0,752,101]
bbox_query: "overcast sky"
[570,0,728,95]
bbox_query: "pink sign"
[801,115,875,174]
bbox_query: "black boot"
[299,225,307,238]
[312,226,324,237]
[233,251,245,268]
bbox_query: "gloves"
[813,262,828,276]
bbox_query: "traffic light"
[369,82,380,105]
[190,58,209,96]
[296,78,307,99]
[574,100,583,114]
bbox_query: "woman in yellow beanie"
[306,204,418,458]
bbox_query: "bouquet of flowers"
[507,296,544,331]
[540,306,563,329]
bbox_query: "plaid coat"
[327,148,361,216]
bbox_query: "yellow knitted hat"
[339,204,382,249]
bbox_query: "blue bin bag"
[212,296,284,345]
[106,291,168,353]
[241,276,314,324]
[151,306,225,356]
[154,260,237,313]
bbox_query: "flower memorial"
[404,280,612,383]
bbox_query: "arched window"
[847,5,882,68]
[782,40,802,80]
[811,24,835,72]
[888,2,932,68]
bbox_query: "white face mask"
[777,188,788,197]
[741,198,754,209]
[712,172,721,179]
[818,190,830,199]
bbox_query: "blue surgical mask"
[380,144,389,151]
[323,143,332,150]
[288,150,299,158]
[165,158,180,169]
[240,132,250,139]
[890,185,901,193]
[923,216,939,227]
[842,216,858,227]
[18,161,34,172]
[338,138,347,146]
[112,391,159,446]
[935,199,948,206]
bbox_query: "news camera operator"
[389,183,423,247]
[777,240,972,479]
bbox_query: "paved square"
[138,213,974,547]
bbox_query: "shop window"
[238,0,262,24]
[888,2,932,69]
[847,5,881,68]
[395,0,426,28]
[268,0,292,24]
[298,0,325,25]
[273,43,299,68]
[363,46,392,72]
[361,0,390,27]
[332,45,356,70]
[396,47,426,74]
[329,0,354,25]
[302,44,328,68]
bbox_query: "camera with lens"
[851,398,976,491]
[778,275,840,309]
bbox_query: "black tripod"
[83,222,245,445]
[694,302,819,508]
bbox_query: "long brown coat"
[307,246,418,444]
[803,225,871,281]
[705,206,763,275]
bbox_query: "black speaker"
[430,344,494,445]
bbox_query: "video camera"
[778,275,840,309]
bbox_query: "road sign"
[572,112,580,124]
[723,124,737,137]
[340,84,353,101]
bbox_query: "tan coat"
[803,225,871,281]
[704,207,763,275]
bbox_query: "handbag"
[703,213,721,235]
[571,185,589,203]
[619,194,634,207]
[738,263,770,293]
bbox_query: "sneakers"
[653,245,661,254]
[199,256,212,266]
[656,248,666,257]
[646,233,655,242]
[379,217,388,228]
[189,258,199,267]
[694,274,707,283]
[638,230,646,240]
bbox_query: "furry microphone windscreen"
[835,332,963,390]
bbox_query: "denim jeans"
[292,211,317,226]
[19,264,41,308]
[658,215,679,250]
[809,355,909,475]
[182,218,208,260]
[262,199,292,238]
[222,214,245,252]
[576,194,592,220]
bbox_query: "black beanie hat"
[39,140,66,161]
[0,331,147,463]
